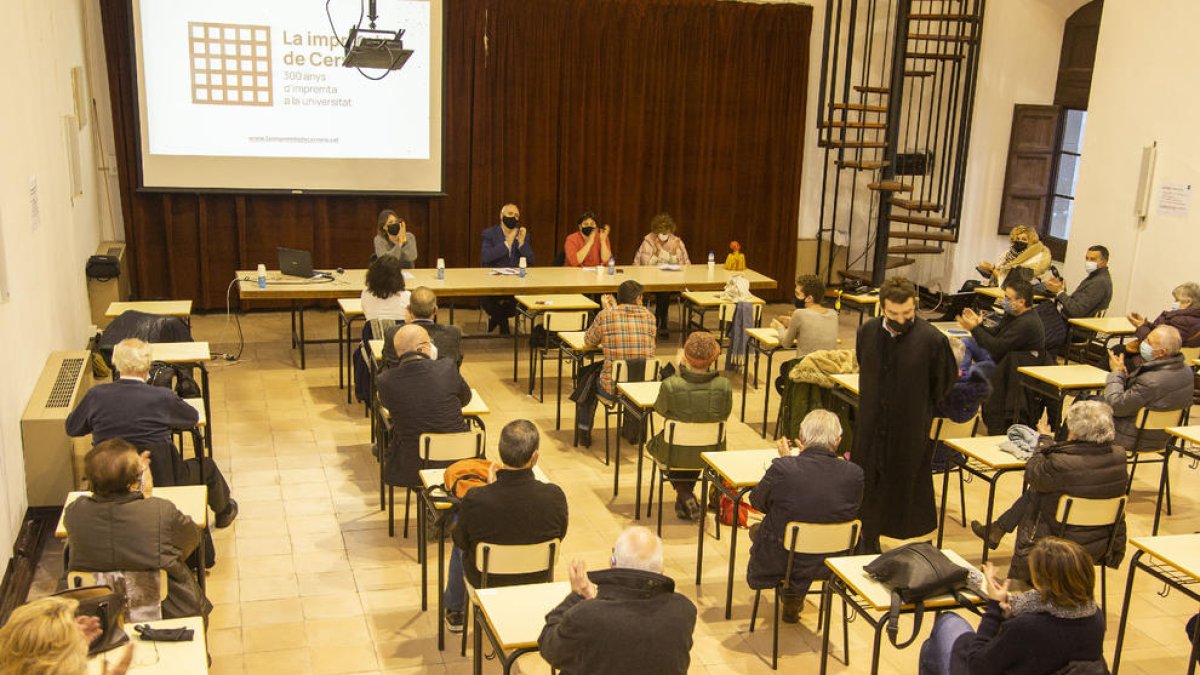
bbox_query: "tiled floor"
[70,307,1200,672]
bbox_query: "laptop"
[278,247,321,278]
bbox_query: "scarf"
[1008,590,1098,620]
[997,241,1050,272]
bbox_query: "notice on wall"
[1155,182,1192,218]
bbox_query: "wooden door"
[996,104,1063,238]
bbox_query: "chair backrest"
[67,569,169,602]
[1180,346,1200,363]
[542,310,590,334]
[929,416,978,441]
[782,520,861,555]
[1055,495,1126,528]
[611,358,662,384]
[718,301,763,324]
[420,429,485,462]
[475,539,560,580]
[663,420,726,448]
[1136,407,1188,432]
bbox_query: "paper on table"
[402,272,415,279]
[657,264,682,271]
[489,268,521,276]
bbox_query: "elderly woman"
[939,226,1051,320]
[65,438,206,619]
[919,537,1106,675]
[373,208,418,267]
[1117,281,1200,368]
[647,332,732,520]
[0,596,133,675]
[634,213,692,336]
[971,400,1127,582]
[66,338,237,529]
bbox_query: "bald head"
[1147,325,1183,357]
[408,287,438,320]
[393,324,432,357]
[611,526,664,573]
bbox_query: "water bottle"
[519,256,527,278]
[256,263,267,289]
[436,257,446,280]
[607,257,616,275]
[707,250,715,272]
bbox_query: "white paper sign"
[1156,182,1192,218]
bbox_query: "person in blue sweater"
[919,537,1107,675]
[480,203,535,334]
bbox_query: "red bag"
[444,458,493,498]
[717,480,760,528]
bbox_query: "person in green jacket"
[648,331,732,521]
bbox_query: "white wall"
[0,0,109,569]
[1066,0,1200,316]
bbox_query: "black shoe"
[657,327,670,340]
[445,610,465,633]
[497,320,511,336]
[676,493,702,521]
[214,500,239,529]
[971,520,1003,550]
[577,429,592,448]
[781,601,802,624]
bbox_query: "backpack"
[443,458,494,499]
[147,361,202,399]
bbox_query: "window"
[1048,109,1086,241]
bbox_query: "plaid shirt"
[585,304,657,395]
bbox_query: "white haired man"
[539,526,697,675]
[746,409,864,622]
[1104,325,1194,450]
[66,338,237,529]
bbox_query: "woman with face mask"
[563,211,612,267]
[373,208,418,268]
[634,213,692,336]
[939,226,1050,321]
[1115,281,1200,368]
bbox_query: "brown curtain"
[100,0,811,307]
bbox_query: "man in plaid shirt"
[586,280,658,397]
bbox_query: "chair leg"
[841,595,850,666]
[402,488,412,539]
[1100,565,1107,617]
[387,486,395,538]
[772,587,780,670]
[460,599,468,657]
[604,407,611,466]
[1163,455,1173,515]
[656,471,666,536]
[958,466,968,527]
[749,589,762,632]
[1126,453,1140,494]
[646,462,656,519]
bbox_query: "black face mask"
[502,216,519,229]
[885,317,914,335]
[1011,241,1028,253]
[793,296,806,309]
[581,226,595,237]
[386,223,401,236]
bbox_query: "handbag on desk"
[863,542,977,648]
[53,583,130,656]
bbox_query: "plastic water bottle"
[519,256,527,278]
[707,251,715,272]
[607,257,616,275]
[256,263,267,289]
[436,257,445,280]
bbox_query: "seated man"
[971,401,1127,584]
[377,324,471,489]
[65,338,237,529]
[648,331,732,521]
[747,410,863,622]
[585,279,658,400]
[382,286,464,368]
[769,274,839,389]
[64,439,205,619]
[1104,325,1194,451]
[480,203,534,334]
[1037,244,1113,351]
[445,420,568,633]
[957,278,1045,434]
[539,526,697,675]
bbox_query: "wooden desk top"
[681,290,765,306]
[58,486,208,538]
[149,342,210,364]
[830,373,860,395]
[238,265,776,300]
[558,331,599,352]
[87,616,207,675]
[1018,364,1109,390]
[1167,426,1200,445]
[944,435,1028,470]
[1129,534,1200,582]
[106,301,192,318]
[337,298,363,315]
[745,327,781,347]
[463,389,489,416]
[617,381,662,408]
[1068,316,1136,335]
[974,286,1049,302]
[185,398,205,427]
[826,549,980,612]
[702,448,779,487]
[472,581,572,650]
[838,291,879,305]
[516,294,600,311]
[932,322,972,340]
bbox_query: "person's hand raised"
[516,227,528,247]
[956,308,983,331]
[775,437,797,458]
[982,562,1011,613]
[569,559,597,600]
[600,225,611,240]
[1108,350,1127,375]
[138,451,154,497]
[601,294,616,311]
[1127,312,1145,327]
[1044,276,1064,294]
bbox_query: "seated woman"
[356,255,410,401]
[1116,281,1200,368]
[633,213,692,337]
[0,596,133,675]
[373,209,418,267]
[919,537,1106,675]
[939,226,1051,320]
[648,332,732,521]
[563,211,612,267]
[770,274,839,390]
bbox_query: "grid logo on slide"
[188,22,273,107]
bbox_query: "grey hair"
[612,526,663,573]
[1148,325,1183,355]
[1066,400,1115,444]
[800,409,843,449]
[112,338,153,375]
[1174,282,1200,307]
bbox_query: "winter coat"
[1009,439,1128,581]
[1103,354,1194,450]
[1132,306,1200,347]
[382,319,464,368]
[935,361,995,423]
[647,367,732,469]
[951,600,1106,675]
[376,353,471,487]
[789,348,858,388]
[746,446,864,590]
[970,311,1045,434]
[64,492,205,619]
[538,568,697,675]
[1055,267,1113,320]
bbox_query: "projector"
[343,26,413,70]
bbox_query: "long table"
[237,265,776,368]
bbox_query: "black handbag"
[85,255,121,281]
[863,542,977,648]
[53,584,130,656]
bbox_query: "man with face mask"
[852,277,957,551]
[1037,244,1113,351]
[480,203,535,334]
[1103,325,1193,451]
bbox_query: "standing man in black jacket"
[958,279,1046,433]
[444,420,567,632]
[1038,244,1114,351]
[539,526,697,675]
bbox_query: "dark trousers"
[671,471,702,496]
[652,292,675,329]
[481,296,517,324]
[993,491,1030,534]
[181,458,234,515]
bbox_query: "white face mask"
[1170,301,1181,312]
[426,343,439,360]
[657,233,670,242]
[1083,260,1099,274]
